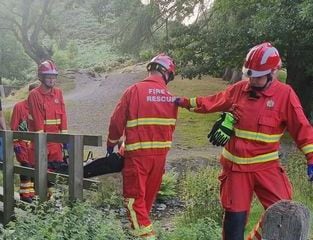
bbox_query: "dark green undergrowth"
[1,200,126,240]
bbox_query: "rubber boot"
[223,211,247,240]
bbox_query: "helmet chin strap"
[251,74,272,91]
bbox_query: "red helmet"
[242,42,281,77]
[147,53,176,76]
[38,60,58,76]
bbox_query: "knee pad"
[223,211,247,240]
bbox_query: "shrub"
[2,201,126,240]
[161,217,221,240]
[157,171,178,202]
[179,165,223,225]
[86,175,123,209]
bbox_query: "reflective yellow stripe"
[235,128,283,143]
[126,198,139,230]
[44,119,61,125]
[126,118,176,128]
[301,144,313,154]
[190,97,197,107]
[61,130,68,134]
[133,224,154,236]
[222,148,279,164]
[126,141,172,151]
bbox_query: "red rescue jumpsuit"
[187,79,313,237]
[107,75,178,237]
[28,85,68,170]
[10,99,35,199]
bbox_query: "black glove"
[208,112,235,146]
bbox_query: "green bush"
[86,176,123,209]
[180,165,223,225]
[2,201,126,240]
[161,217,221,240]
[157,171,178,202]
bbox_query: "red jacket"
[11,100,28,131]
[107,75,178,157]
[28,85,67,133]
[188,79,313,172]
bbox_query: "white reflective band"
[127,118,176,128]
[234,128,283,143]
[126,141,172,151]
[261,47,277,64]
[222,148,279,164]
[301,144,313,154]
[44,119,61,125]
[242,67,271,78]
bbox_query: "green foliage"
[2,201,126,240]
[0,31,32,85]
[162,217,221,240]
[52,41,79,69]
[180,166,223,225]
[86,176,123,209]
[157,171,178,201]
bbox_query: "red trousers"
[29,142,63,165]
[123,154,166,235]
[14,140,30,165]
[219,165,292,212]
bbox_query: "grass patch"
[169,76,227,148]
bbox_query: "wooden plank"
[46,133,102,146]
[34,133,48,202]
[1,130,15,226]
[12,132,102,147]
[68,135,84,201]
[0,164,99,191]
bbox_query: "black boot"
[223,211,247,240]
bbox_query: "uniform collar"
[243,79,279,97]
[143,74,167,87]
[38,84,56,95]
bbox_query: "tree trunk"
[230,69,242,83]
[222,67,232,81]
[286,49,313,120]
[261,200,310,240]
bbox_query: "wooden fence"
[0,130,102,226]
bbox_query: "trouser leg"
[19,162,35,202]
[123,156,156,238]
[223,211,247,240]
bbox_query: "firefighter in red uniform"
[11,82,39,203]
[175,42,313,240]
[107,54,177,239]
[28,60,68,197]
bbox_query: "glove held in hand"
[208,112,235,146]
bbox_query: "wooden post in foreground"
[261,200,310,240]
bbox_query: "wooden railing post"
[34,132,48,202]
[2,130,14,225]
[68,135,84,201]
[261,200,310,240]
